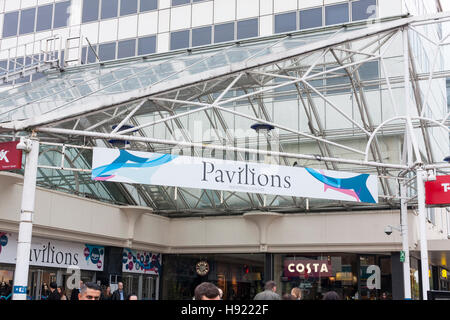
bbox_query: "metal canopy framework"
[0,13,449,216]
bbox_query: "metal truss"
[0,13,449,216]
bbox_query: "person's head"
[217,288,223,299]
[381,292,387,299]
[78,282,102,300]
[291,287,302,300]
[282,293,296,300]
[322,291,340,300]
[118,282,123,291]
[264,281,277,293]
[106,286,111,295]
[128,294,138,300]
[194,282,220,300]
[49,282,57,292]
[79,280,84,289]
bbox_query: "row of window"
[3,1,71,38]
[81,35,156,64]
[275,0,377,34]
[82,0,158,23]
[172,0,208,6]
[170,18,258,50]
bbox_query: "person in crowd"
[47,282,61,300]
[128,294,138,300]
[217,287,223,300]
[57,287,67,300]
[322,291,341,300]
[282,293,296,300]
[111,282,127,301]
[41,283,50,300]
[253,281,281,300]
[101,285,112,300]
[194,282,221,300]
[291,287,302,300]
[70,280,83,301]
[78,282,102,300]
[0,281,9,298]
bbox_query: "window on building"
[214,22,234,43]
[300,7,323,30]
[326,65,351,94]
[3,11,19,37]
[352,0,377,21]
[19,8,36,35]
[101,0,119,19]
[36,4,53,32]
[357,60,379,90]
[138,35,157,55]
[118,39,136,58]
[98,42,117,61]
[325,3,349,26]
[172,0,190,6]
[120,0,138,16]
[81,45,99,64]
[192,26,211,47]
[237,18,258,40]
[274,11,297,34]
[54,1,71,28]
[82,0,99,23]
[171,30,190,50]
[140,0,158,12]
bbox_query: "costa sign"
[0,141,22,171]
[425,175,450,205]
[284,260,332,277]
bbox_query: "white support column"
[416,167,430,300]
[400,181,412,299]
[12,139,39,300]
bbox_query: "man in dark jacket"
[111,282,127,301]
[47,282,61,300]
[70,280,83,301]
[253,281,281,300]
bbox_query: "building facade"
[0,0,448,301]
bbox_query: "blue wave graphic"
[305,168,376,203]
[92,150,177,180]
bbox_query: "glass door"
[142,276,157,300]
[28,269,43,300]
[123,274,139,299]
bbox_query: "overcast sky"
[442,1,450,11]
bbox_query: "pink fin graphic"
[324,184,360,201]
[94,175,115,181]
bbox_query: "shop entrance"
[123,274,158,300]
[28,269,56,300]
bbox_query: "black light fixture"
[250,123,275,162]
[444,156,450,163]
[109,124,136,149]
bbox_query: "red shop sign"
[0,141,22,171]
[284,260,332,278]
[425,175,450,205]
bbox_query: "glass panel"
[99,42,116,61]
[36,4,53,32]
[82,0,99,22]
[326,65,351,94]
[274,11,297,34]
[352,0,377,21]
[138,36,157,55]
[325,3,349,26]
[120,0,138,16]
[300,7,323,30]
[3,11,19,37]
[19,8,36,35]
[101,0,119,19]
[237,18,258,40]
[172,0,190,6]
[118,39,136,58]
[170,30,190,50]
[140,0,158,12]
[54,1,71,28]
[192,26,211,47]
[214,22,234,43]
